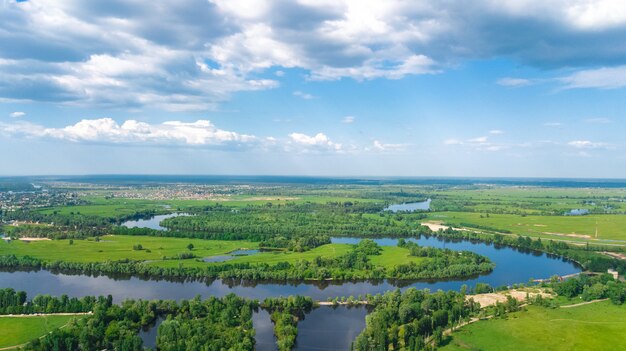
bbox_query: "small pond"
[121,213,191,231]
[565,208,589,216]
[384,199,431,212]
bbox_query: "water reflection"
[384,199,431,212]
[121,213,190,231]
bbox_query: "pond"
[565,208,590,216]
[384,199,431,212]
[295,306,368,351]
[121,213,190,231]
[138,316,164,349]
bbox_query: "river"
[2,215,580,350]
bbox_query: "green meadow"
[146,244,424,269]
[0,235,257,263]
[0,315,77,349]
[441,301,626,351]
[37,194,381,217]
[0,236,422,270]
[425,211,626,243]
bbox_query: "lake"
[384,199,431,212]
[121,213,190,231]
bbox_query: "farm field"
[425,211,626,243]
[440,301,626,351]
[428,187,626,214]
[0,315,77,349]
[0,235,257,263]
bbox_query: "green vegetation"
[352,288,480,350]
[0,235,257,263]
[0,315,77,349]
[2,288,259,351]
[426,211,626,243]
[262,296,314,351]
[440,301,626,351]
[0,236,493,281]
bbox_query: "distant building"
[608,269,619,280]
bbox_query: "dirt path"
[560,298,608,308]
[0,313,90,350]
[0,312,92,318]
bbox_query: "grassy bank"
[0,315,77,349]
[440,301,626,351]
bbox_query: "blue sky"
[1,0,626,177]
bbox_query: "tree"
[187,243,194,251]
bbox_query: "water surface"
[295,306,368,351]
[121,213,190,231]
[384,199,431,212]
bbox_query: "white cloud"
[544,122,563,127]
[489,130,504,135]
[567,140,608,149]
[372,140,405,152]
[497,78,534,87]
[342,116,356,124]
[9,112,25,118]
[293,91,315,99]
[585,117,612,124]
[559,66,626,89]
[444,136,510,152]
[3,0,626,110]
[443,139,462,145]
[1,118,258,147]
[288,132,342,152]
[468,136,488,144]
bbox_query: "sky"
[1,0,626,177]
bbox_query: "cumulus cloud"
[9,112,25,118]
[4,0,626,110]
[288,132,342,152]
[1,118,258,147]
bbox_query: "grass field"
[0,315,77,349]
[145,244,424,269]
[37,195,381,217]
[0,235,257,263]
[425,211,626,243]
[440,301,626,351]
[0,236,422,270]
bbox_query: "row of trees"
[10,291,259,351]
[262,296,314,351]
[352,288,480,350]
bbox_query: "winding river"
[1,213,581,350]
